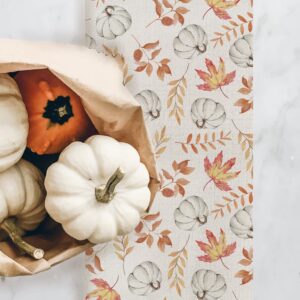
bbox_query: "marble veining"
[255,0,300,299]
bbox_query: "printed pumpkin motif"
[127,261,162,296]
[85,0,253,298]
[173,24,208,59]
[191,98,226,129]
[174,195,208,231]
[96,6,132,40]
[230,205,253,239]
[191,269,227,300]
[229,34,253,68]
[135,90,161,120]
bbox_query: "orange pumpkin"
[15,69,95,155]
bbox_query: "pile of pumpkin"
[0,69,150,260]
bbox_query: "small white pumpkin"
[191,269,227,300]
[128,261,162,296]
[45,135,151,244]
[96,6,132,40]
[0,74,28,172]
[0,159,46,259]
[174,196,208,231]
[173,24,208,59]
[229,34,253,68]
[191,98,226,129]
[230,205,253,239]
[135,90,161,120]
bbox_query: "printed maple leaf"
[196,229,236,269]
[86,278,120,300]
[196,58,236,98]
[203,151,240,191]
[203,0,240,20]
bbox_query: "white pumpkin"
[229,34,253,68]
[96,6,132,40]
[191,269,227,300]
[0,74,28,172]
[135,90,161,120]
[191,98,226,129]
[173,24,208,59]
[174,196,208,231]
[128,261,162,296]
[45,135,151,244]
[0,159,46,259]
[230,205,253,239]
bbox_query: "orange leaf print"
[203,0,240,20]
[196,58,236,98]
[203,151,240,191]
[86,277,120,300]
[196,229,236,269]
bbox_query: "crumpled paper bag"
[0,39,159,276]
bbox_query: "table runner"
[85,0,253,299]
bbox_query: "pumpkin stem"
[95,168,125,203]
[0,218,44,260]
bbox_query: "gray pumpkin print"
[173,24,208,59]
[191,98,226,129]
[230,205,253,239]
[135,90,161,120]
[96,6,132,40]
[174,196,208,231]
[128,261,162,296]
[191,269,227,300]
[229,34,253,68]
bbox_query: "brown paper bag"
[0,39,159,276]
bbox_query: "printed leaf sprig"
[147,0,190,28]
[86,277,120,300]
[235,76,253,114]
[153,126,170,158]
[203,151,240,191]
[211,183,253,218]
[203,0,240,20]
[113,235,133,275]
[196,229,236,269]
[135,212,173,252]
[196,58,236,98]
[160,160,195,197]
[176,131,231,154]
[102,45,133,86]
[168,235,190,296]
[235,247,253,285]
[132,36,172,81]
[167,64,189,125]
[85,247,105,274]
[211,12,253,47]
[232,120,253,177]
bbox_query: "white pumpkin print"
[191,98,226,129]
[174,196,208,231]
[229,34,253,68]
[128,261,162,296]
[191,269,227,300]
[96,6,132,40]
[230,205,253,239]
[173,24,208,59]
[135,90,161,120]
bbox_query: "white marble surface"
[0,0,85,44]
[255,0,300,299]
[0,1,87,299]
